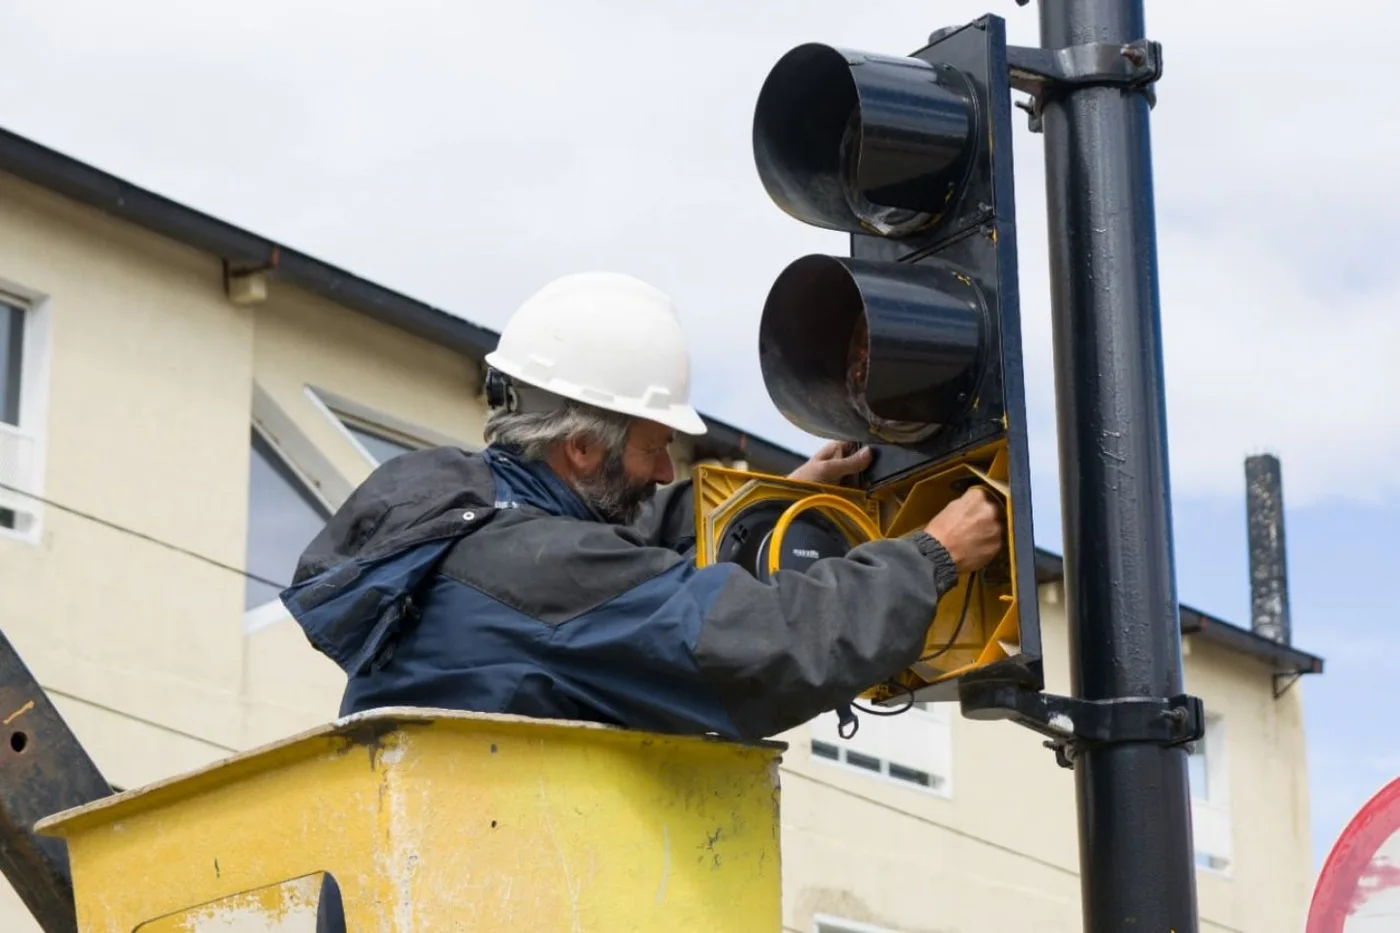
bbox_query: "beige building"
[0,126,1325,932]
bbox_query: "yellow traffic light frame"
[692,433,1029,705]
[693,466,882,568]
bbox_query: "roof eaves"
[0,126,820,476]
[0,128,499,359]
[694,414,807,476]
[1179,605,1325,677]
[1033,548,1325,678]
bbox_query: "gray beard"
[574,447,658,525]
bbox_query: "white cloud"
[0,0,1394,508]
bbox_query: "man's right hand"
[924,486,1004,574]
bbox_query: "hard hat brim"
[485,353,710,437]
[663,405,709,437]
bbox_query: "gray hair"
[483,397,633,462]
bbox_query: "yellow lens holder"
[692,435,1026,704]
[765,493,883,577]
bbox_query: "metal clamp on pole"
[958,681,1204,770]
[1005,39,1163,132]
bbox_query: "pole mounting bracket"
[958,681,1204,770]
[1005,38,1163,132]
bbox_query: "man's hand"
[788,441,873,486]
[924,486,1004,574]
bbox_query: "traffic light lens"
[844,312,931,442]
[754,44,978,237]
[759,254,986,445]
[838,109,933,238]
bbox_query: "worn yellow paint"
[3,699,34,725]
[36,708,786,932]
[136,875,321,932]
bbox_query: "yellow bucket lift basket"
[35,708,786,932]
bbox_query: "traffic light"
[693,14,1042,705]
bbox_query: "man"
[281,270,1003,744]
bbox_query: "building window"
[1188,734,1209,799]
[338,416,422,466]
[808,701,952,797]
[1188,714,1232,874]
[244,427,331,612]
[0,301,23,532]
[304,385,473,469]
[0,290,50,542]
[0,300,22,426]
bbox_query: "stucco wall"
[0,173,1313,932]
[772,587,1314,933]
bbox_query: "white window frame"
[304,384,478,468]
[0,280,52,546]
[813,914,905,933]
[244,385,348,634]
[808,701,954,799]
[1189,713,1233,875]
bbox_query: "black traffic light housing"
[754,18,1024,487]
[698,14,1042,705]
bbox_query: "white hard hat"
[485,271,708,436]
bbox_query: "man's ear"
[560,434,599,473]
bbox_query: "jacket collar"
[483,444,599,522]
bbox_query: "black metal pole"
[1035,0,1200,929]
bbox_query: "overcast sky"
[2,0,1395,879]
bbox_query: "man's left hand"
[788,441,873,486]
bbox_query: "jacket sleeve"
[460,514,959,743]
[623,474,959,735]
[683,531,960,740]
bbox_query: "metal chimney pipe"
[1245,454,1291,645]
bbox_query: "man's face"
[569,419,676,524]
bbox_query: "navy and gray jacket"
[280,443,961,742]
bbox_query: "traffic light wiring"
[846,570,981,722]
[920,569,981,665]
[764,492,881,578]
[0,479,291,591]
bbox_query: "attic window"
[303,386,470,467]
[338,417,422,466]
[245,427,330,610]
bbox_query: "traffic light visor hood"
[759,255,986,446]
[753,43,978,238]
[484,272,707,436]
